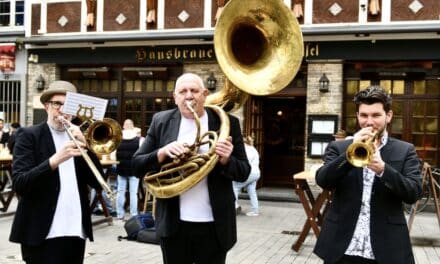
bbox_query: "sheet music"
[64,92,108,120]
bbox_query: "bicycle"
[404,163,440,214]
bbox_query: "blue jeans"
[116,175,140,218]
[233,172,260,213]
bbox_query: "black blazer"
[133,108,250,251]
[313,137,422,264]
[9,122,103,246]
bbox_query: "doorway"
[262,97,306,187]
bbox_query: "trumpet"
[59,116,121,200]
[346,129,380,167]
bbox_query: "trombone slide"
[62,122,116,200]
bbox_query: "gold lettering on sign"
[305,43,319,58]
[136,46,215,62]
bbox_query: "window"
[0,0,24,27]
[0,80,21,124]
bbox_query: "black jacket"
[9,122,103,246]
[116,136,140,176]
[313,137,422,264]
[132,108,250,251]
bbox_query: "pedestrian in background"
[233,135,261,216]
[115,119,141,221]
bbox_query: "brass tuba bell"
[143,0,304,199]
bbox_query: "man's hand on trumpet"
[367,150,385,175]
[352,127,385,174]
[352,127,376,144]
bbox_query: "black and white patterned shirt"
[345,133,388,259]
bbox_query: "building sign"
[136,46,215,63]
[0,43,16,73]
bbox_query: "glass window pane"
[146,80,154,92]
[345,102,356,115]
[154,80,162,92]
[134,80,142,92]
[145,98,154,111]
[110,80,118,92]
[391,118,403,133]
[359,80,370,90]
[125,81,134,92]
[412,101,424,116]
[346,80,358,95]
[426,101,439,117]
[412,135,424,147]
[102,80,110,92]
[426,118,437,133]
[393,101,403,116]
[426,80,440,95]
[411,118,424,132]
[425,135,437,148]
[90,80,98,92]
[392,80,404,94]
[83,80,90,92]
[413,80,425,95]
[166,80,175,92]
[379,80,392,92]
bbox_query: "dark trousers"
[329,255,378,264]
[160,220,227,264]
[21,237,86,264]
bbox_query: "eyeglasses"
[47,100,64,110]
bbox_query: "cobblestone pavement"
[1,199,439,263]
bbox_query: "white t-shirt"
[46,127,85,239]
[178,111,214,222]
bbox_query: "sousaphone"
[144,0,304,198]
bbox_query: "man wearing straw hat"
[9,80,103,264]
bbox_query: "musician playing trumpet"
[9,81,104,264]
[133,73,250,264]
[313,86,422,264]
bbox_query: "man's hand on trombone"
[48,117,87,170]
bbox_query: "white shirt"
[345,133,388,259]
[46,127,85,239]
[178,111,214,222]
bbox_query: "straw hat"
[40,80,77,104]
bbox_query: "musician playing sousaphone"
[314,86,422,264]
[9,80,105,263]
[132,73,250,263]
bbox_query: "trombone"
[59,116,121,200]
[346,130,380,167]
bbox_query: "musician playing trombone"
[133,73,250,264]
[313,86,422,264]
[9,81,104,264]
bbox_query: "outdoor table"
[292,170,332,252]
[91,159,119,226]
[0,154,15,214]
